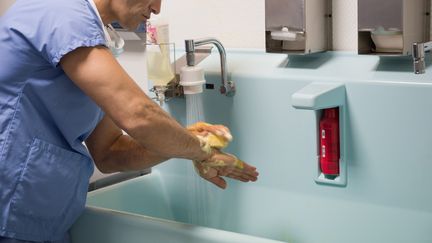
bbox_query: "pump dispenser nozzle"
[153,85,167,106]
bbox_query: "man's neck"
[93,0,115,25]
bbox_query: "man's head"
[99,0,161,29]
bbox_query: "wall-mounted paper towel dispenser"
[265,0,332,54]
[358,0,430,56]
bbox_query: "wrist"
[192,135,213,162]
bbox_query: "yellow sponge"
[188,122,232,149]
[206,133,229,149]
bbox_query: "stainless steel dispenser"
[358,0,430,56]
[265,0,332,54]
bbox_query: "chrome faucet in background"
[185,38,235,96]
[412,41,432,74]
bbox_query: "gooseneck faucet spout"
[185,38,235,96]
[412,41,432,74]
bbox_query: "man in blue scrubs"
[0,0,259,242]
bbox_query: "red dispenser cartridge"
[319,107,340,177]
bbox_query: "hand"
[193,150,259,189]
[187,122,232,148]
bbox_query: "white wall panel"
[160,0,265,49]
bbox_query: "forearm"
[95,134,170,173]
[121,94,209,161]
[61,47,208,162]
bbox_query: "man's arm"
[85,115,169,173]
[60,46,209,162]
[61,46,259,188]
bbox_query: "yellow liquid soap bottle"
[147,18,175,93]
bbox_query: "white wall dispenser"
[358,0,430,56]
[265,0,332,54]
[292,82,347,186]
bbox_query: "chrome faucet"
[412,41,432,74]
[185,38,235,96]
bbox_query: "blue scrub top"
[0,0,107,241]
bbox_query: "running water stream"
[185,93,223,227]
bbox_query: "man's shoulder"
[39,0,92,17]
[1,0,95,37]
[7,0,91,20]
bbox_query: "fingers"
[202,153,259,180]
[213,158,259,182]
[226,173,250,182]
[188,122,259,189]
[219,170,258,184]
[207,153,245,170]
[193,161,217,178]
[187,127,209,137]
[203,125,232,141]
[186,122,208,137]
[233,158,244,169]
[207,176,227,189]
[191,130,209,137]
[187,122,232,142]
[241,162,259,177]
[186,122,210,133]
[193,158,258,187]
[220,167,259,182]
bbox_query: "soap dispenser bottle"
[147,17,174,105]
[319,107,340,178]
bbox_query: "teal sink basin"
[71,170,286,243]
[72,51,432,243]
